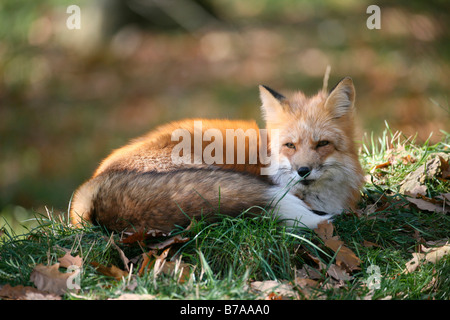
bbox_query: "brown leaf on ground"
[266,292,283,300]
[107,234,131,272]
[305,253,327,271]
[420,243,450,263]
[250,280,298,300]
[294,278,320,299]
[109,293,156,300]
[400,153,450,197]
[296,264,322,280]
[58,252,83,268]
[404,253,423,274]
[91,262,129,280]
[0,284,61,300]
[356,200,393,218]
[404,185,428,198]
[322,278,347,291]
[138,248,168,276]
[401,154,417,165]
[314,221,362,272]
[314,220,338,242]
[404,242,450,273]
[30,263,78,295]
[437,193,450,202]
[138,250,157,276]
[161,260,192,283]
[153,248,176,277]
[148,234,190,250]
[426,238,450,247]
[138,248,191,283]
[324,239,362,272]
[372,161,391,171]
[121,228,170,245]
[406,196,450,214]
[327,264,353,281]
[439,156,450,179]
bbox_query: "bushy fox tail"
[70,168,330,232]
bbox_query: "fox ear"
[259,85,286,122]
[324,77,355,119]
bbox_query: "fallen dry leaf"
[406,196,450,214]
[356,200,393,218]
[324,239,362,272]
[107,234,131,272]
[138,247,192,282]
[400,153,450,197]
[0,284,36,299]
[384,140,413,166]
[321,278,347,291]
[404,185,427,197]
[148,234,190,250]
[30,263,78,295]
[404,242,450,273]
[314,220,338,242]
[314,221,362,272]
[305,252,328,272]
[266,292,283,300]
[425,238,450,247]
[371,161,391,171]
[250,280,297,299]
[121,228,170,245]
[327,264,353,281]
[404,252,424,274]
[138,248,168,276]
[437,193,450,202]
[109,293,156,300]
[21,291,63,300]
[294,278,320,299]
[58,252,83,269]
[138,250,157,276]
[91,262,129,280]
[401,154,416,165]
[421,272,438,292]
[161,260,192,283]
[420,243,450,262]
[439,156,450,179]
[0,284,61,300]
[296,264,322,280]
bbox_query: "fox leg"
[267,187,332,229]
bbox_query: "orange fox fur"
[70,77,364,232]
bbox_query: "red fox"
[70,77,364,232]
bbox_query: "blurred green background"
[1,0,449,233]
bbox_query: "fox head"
[259,77,364,212]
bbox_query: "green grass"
[1,127,449,300]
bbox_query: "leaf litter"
[30,263,78,296]
[314,220,362,272]
[404,242,450,274]
[0,226,195,300]
[0,284,61,300]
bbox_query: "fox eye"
[284,142,296,149]
[317,140,330,148]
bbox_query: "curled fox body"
[70,77,364,232]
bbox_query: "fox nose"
[297,167,311,178]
